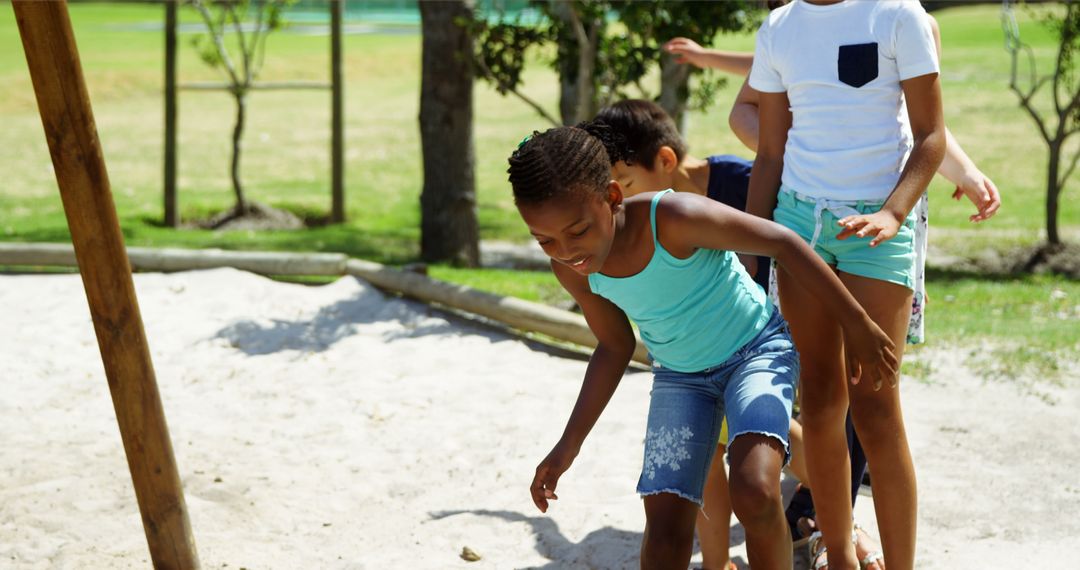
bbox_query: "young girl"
[508,126,897,569]
[585,99,762,570]
[747,1,947,569]
[666,11,1001,567]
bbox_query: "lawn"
[1,1,1077,366]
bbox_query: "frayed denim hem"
[637,487,704,507]
[728,429,791,467]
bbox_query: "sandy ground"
[0,269,1077,569]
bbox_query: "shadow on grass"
[925,266,1038,284]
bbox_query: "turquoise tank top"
[588,190,773,372]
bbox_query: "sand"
[0,269,1076,569]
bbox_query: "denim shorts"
[773,186,917,290]
[636,309,798,505]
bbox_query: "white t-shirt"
[749,0,939,201]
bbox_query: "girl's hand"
[952,170,1001,222]
[836,211,903,247]
[844,317,900,390]
[530,441,578,513]
[663,37,707,68]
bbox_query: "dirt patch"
[929,241,1080,278]
[187,201,305,231]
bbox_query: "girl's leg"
[838,272,916,570]
[777,268,859,570]
[788,417,809,483]
[727,434,791,569]
[642,494,700,570]
[696,443,733,570]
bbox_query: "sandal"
[854,522,884,570]
[806,530,829,570]
[805,524,879,570]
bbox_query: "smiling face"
[516,184,623,275]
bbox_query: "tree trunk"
[418,0,479,267]
[231,90,248,214]
[551,1,598,125]
[330,0,345,223]
[164,0,178,227]
[659,51,691,135]
[1047,140,1062,245]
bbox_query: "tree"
[1004,0,1080,247]
[615,1,752,131]
[471,1,758,130]
[189,0,290,222]
[418,0,480,266]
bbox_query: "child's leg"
[642,494,700,569]
[777,268,859,569]
[722,311,798,569]
[696,442,732,570]
[839,272,916,570]
[788,417,808,483]
[727,434,790,568]
[638,368,726,568]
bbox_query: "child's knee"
[728,470,782,526]
[798,393,848,429]
[850,401,904,442]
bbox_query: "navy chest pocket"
[837,42,878,88]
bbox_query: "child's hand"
[664,37,708,68]
[530,442,577,513]
[952,170,1001,222]
[836,211,903,247]
[844,317,899,390]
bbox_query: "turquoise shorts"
[773,186,917,290]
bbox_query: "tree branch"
[223,2,252,86]
[251,1,274,79]
[475,56,559,127]
[1010,78,1055,145]
[190,0,242,87]
[248,0,265,65]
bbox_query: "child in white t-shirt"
[746,2,946,569]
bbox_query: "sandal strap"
[807,531,829,570]
[852,522,884,569]
[860,552,884,569]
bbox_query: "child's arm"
[729,77,761,153]
[656,194,899,387]
[836,73,947,246]
[529,261,637,513]
[663,37,754,75]
[938,129,1001,222]
[745,91,790,222]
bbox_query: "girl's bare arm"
[655,194,899,388]
[529,260,636,512]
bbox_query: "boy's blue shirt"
[705,155,769,290]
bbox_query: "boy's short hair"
[584,99,688,170]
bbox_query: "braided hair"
[507,126,611,206]
[583,99,687,169]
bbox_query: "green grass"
[2,3,1077,250]
[1,2,1077,368]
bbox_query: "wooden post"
[12,2,200,568]
[164,0,178,227]
[330,0,345,223]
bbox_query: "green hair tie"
[517,134,532,149]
